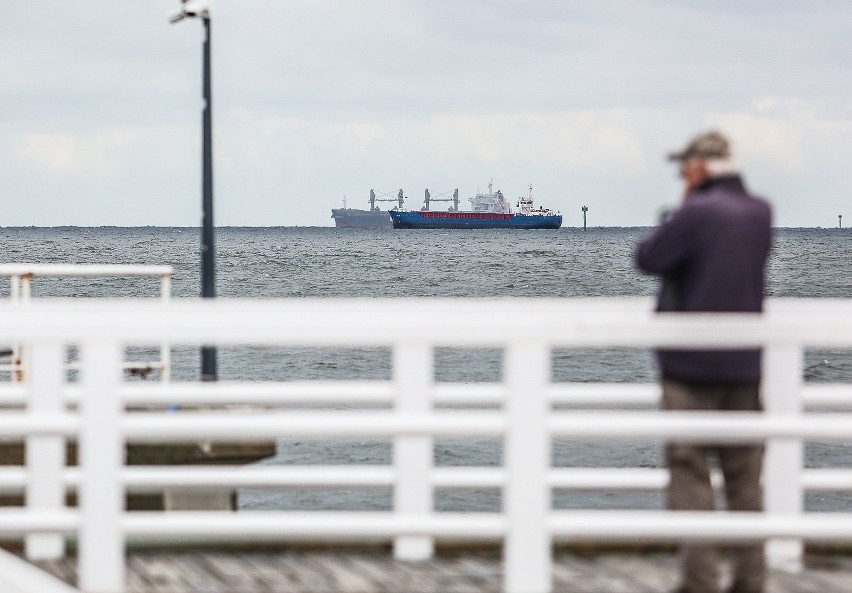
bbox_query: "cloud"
[420,111,649,173]
[15,131,133,176]
[718,115,805,172]
[221,109,649,174]
[2,1,852,226]
[709,97,852,174]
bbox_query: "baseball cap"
[667,131,731,162]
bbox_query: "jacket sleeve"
[635,206,697,275]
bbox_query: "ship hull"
[331,209,392,228]
[389,211,562,230]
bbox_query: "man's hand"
[680,159,709,200]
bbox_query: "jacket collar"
[696,174,748,195]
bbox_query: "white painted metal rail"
[0,297,850,593]
[0,265,173,383]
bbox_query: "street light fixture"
[169,0,209,23]
[170,0,217,381]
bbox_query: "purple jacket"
[635,175,772,384]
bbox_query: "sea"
[1,226,850,513]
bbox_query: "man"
[635,131,773,593]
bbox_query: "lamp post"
[171,0,217,380]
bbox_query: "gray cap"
[667,131,731,162]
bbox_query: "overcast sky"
[2,1,851,227]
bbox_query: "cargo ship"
[331,190,403,228]
[389,183,562,229]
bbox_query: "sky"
[1,1,851,228]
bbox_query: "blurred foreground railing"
[0,297,850,593]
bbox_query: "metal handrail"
[0,297,850,593]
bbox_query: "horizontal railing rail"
[2,380,850,408]
[0,297,850,593]
[3,408,852,442]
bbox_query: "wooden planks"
[32,550,852,593]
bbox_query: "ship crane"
[423,188,460,211]
[370,189,405,211]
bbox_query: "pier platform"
[32,549,852,593]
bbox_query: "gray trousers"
[663,378,766,593]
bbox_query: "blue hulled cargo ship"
[389,183,562,230]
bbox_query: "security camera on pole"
[170,0,217,380]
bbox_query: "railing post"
[393,342,434,560]
[79,339,125,593]
[10,275,24,383]
[159,273,171,383]
[504,342,551,593]
[25,340,66,560]
[9,275,20,372]
[21,273,32,300]
[763,343,804,572]
[19,274,33,383]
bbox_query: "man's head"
[668,131,737,193]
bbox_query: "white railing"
[0,264,173,383]
[0,297,850,593]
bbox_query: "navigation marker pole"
[582,205,588,231]
[170,0,217,381]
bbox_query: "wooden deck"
[33,550,852,593]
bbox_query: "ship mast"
[422,188,460,211]
[368,188,406,209]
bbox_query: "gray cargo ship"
[331,190,403,228]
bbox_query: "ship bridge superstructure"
[515,184,560,217]
[470,181,510,214]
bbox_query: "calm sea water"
[0,226,850,512]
